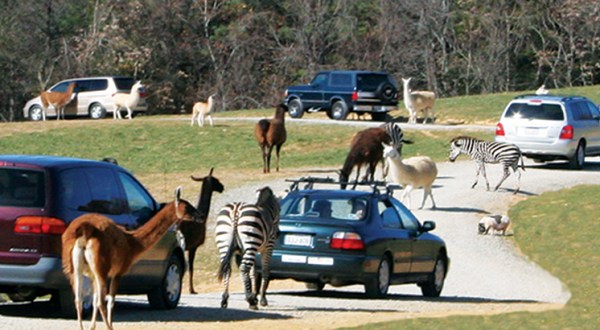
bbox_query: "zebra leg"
[494,166,511,192]
[220,264,231,308]
[258,247,274,307]
[513,165,521,194]
[471,163,482,189]
[481,164,491,191]
[239,259,258,309]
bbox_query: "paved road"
[3,155,598,329]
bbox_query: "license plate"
[281,254,307,263]
[284,234,313,247]
[525,127,539,135]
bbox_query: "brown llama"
[40,82,76,121]
[61,187,201,330]
[178,168,225,294]
[339,123,411,189]
[255,104,287,173]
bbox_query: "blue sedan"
[264,178,449,298]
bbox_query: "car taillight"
[559,125,574,140]
[495,123,505,136]
[14,216,66,235]
[285,89,288,97]
[351,91,358,101]
[330,232,364,250]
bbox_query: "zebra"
[381,122,413,178]
[449,136,525,194]
[215,186,280,310]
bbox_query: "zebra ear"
[402,139,414,145]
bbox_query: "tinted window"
[118,172,156,225]
[504,103,564,121]
[114,77,135,90]
[58,167,127,215]
[330,73,352,87]
[357,74,393,90]
[311,73,328,86]
[280,194,368,221]
[0,169,45,207]
[571,101,592,120]
[390,198,420,230]
[50,81,73,93]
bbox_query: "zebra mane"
[451,135,482,145]
[256,186,280,218]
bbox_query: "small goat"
[178,168,224,294]
[191,93,216,127]
[255,104,287,173]
[478,215,510,235]
[383,143,438,209]
[61,187,201,330]
[112,80,144,120]
[40,82,76,121]
[402,77,436,124]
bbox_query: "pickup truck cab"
[284,70,399,121]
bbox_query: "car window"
[118,172,156,225]
[77,79,108,92]
[571,101,593,120]
[585,101,600,119]
[330,73,352,87]
[389,198,420,230]
[58,167,127,215]
[504,102,564,121]
[380,204,401,228]
[113,77,135,90]
[0,168,45,208]
[280,194,368,221]
[356,74,392,90]
[311,73,328,86]
[50,81,73,93]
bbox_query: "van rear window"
[0,169,45,208]
[356,74,394,90]
[504,103,564,121]
[114,77,135,90]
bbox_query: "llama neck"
[274,107,286,122]
[403,81,412,106]
[132,202,179,250]
[196,183,214,220]
[207,96,214,112]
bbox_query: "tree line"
[1,0,599,121]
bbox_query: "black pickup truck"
[283,70,399,121]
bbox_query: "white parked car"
[495,94,600,169]
[22,76,147,120]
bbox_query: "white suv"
[495,94,600,169]
[22,76,147,120]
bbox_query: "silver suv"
[23,76,147,120]
[495,94,600,169]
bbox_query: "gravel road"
[2,151,599,329]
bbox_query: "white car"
[495,94,600,169]
[22,76,147,120]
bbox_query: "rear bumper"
[0,257,69,290]
[496,136,577,159]
[353,104,397,112]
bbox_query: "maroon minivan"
[0,155,186,316]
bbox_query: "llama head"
[382,143,399,159]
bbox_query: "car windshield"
[504,102,564,121]
[281,194,369,221]
[0,168,45,208]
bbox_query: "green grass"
[343,185,600,330]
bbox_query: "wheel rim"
[30,107,43,121]
[289,103,300,116]
[90,104,104,119]
[378,259,390,294]
[433,259,445,291]
[165,263,182,302]
[332,103,346,120]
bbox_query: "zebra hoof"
[260,298,268,307]
[221,300,228,309]
[249,304,259,310]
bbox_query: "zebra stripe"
[381,122,405,151]
[215,186,280,310]
[449,136,525,193]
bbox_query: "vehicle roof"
[285,188,383,199]
[0,154,118,170]
[317,70,391,75]
[512,94,590,103]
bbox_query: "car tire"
[55,276,93,318]
[89,103,107,119]
[569,141,585,170]
[29,105,44,121]
[147,253,183,310]
[364,256,390,298]
[420,256,446,297]
[287,99,304,118]
[330,100,349,121]
[305,281,325,291]
[376,82,396,102]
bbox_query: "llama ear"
[209,167,214,176]
[175,186,183,218]
[190,175,204,182]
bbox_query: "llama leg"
[199,114,204,127]
[275,144,282,172]
[266,145,274,173]
[71,246,85,330]
[402,185,413,208]
[188,248,197,294]
[352,164,362,189]
[106,276,120,328]
[208,114,214,126]
[126,107,132,120]
[190,111,196,126]
[420,186,436,209]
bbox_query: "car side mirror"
[421,220,436,232]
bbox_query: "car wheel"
[305,281,325,291]
[365,256,390,298]
[55,276,93,318]
[330,100,349,120]
[89,103,107,119]
[420,256,446,297]
[376,82,396,102]
[147,253,183,309]
[569,141,585,170]
[29,105,44,121]
[287,99,304,118]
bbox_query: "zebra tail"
[217,240,235,281]
[519,153,526,171]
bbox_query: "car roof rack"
[285,176,402,196]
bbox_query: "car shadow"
[525,159,600,172]
[0,298,291,323]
